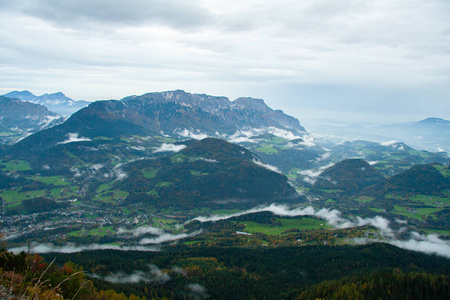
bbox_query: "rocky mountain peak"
[232,97,270,112]
[3,90,36,102]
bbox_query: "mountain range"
[0,88,449,275]
[0,96,64,144]
[2,90,90,116]
[3,90,449,186]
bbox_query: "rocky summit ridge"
[122,90,305,133]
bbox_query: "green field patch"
[0,160,32,172]
[83,213,98,219]
[423,229,450,237]
[6,202,21,209]
[97,181,115,193]
[143,168,158,179]
[191,207,211,214]
[34,175,70,186]
[243,218,331,235]
[155,136,176,143]
[63,186,80,197]
[156,181,171,188]
[93,136,113,141]
[88,226,115,237]
[171,153,188,163]
[63,150,77,159]
[385,193,403,200]
[369,208,385,213]
[96,189,129,204]
[287,173,298,180]
[433,164,450,177]
[0,189,46,204]
[26,190,46,197]
[0,132,14,137]
[319,189,344,193]
[268,136,286,144]
[1,190,23,203]
[281,218,332,231]
[393,205,441,220]
[255,146,278,154]
[107,242,122,246]
[148,189,158,196]
[68,229,88,237]
[355,196,375,203]
[152,217,179,230]
[51,187,63,198]
[190,170,209,176]
[325,199,335,203]
[184,240,201,245]
[211,208,241,215]
[410,194,450,206]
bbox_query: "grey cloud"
[8,243,160,254]
[139,230,202,245]
[0,0,449,124]
[7,0,215,30]
[187,283,207,294]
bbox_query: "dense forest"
[26,243,449,299]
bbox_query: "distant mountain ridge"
[3,90,90,116]
[0,96,64,144]
[13,90,308,152]
[122,90,305,133]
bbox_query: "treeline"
[40,243,450,299]
[297,269,450,300]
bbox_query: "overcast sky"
[0,0,449,124]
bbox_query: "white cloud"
[265,127,302,140]
[390,233,450,259]
[380,140,398,146]
[38,114,62,128]
[9,243,160,254]
[192,157,219,163]
[298,163,335,185]
[317,152,331,161]
[187,283,207,294]
[139,230,202,245]
[228,135,259,144]
[176,129,208,140]
[154,143,187,153]
[58,133,92,144]
[118,226,164,237]
[90,164,104,172]
[253,159,282,174]
[120,226,204,245]
[92,265,171,284]
[113,163,127,180]
[130,146,146,151]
